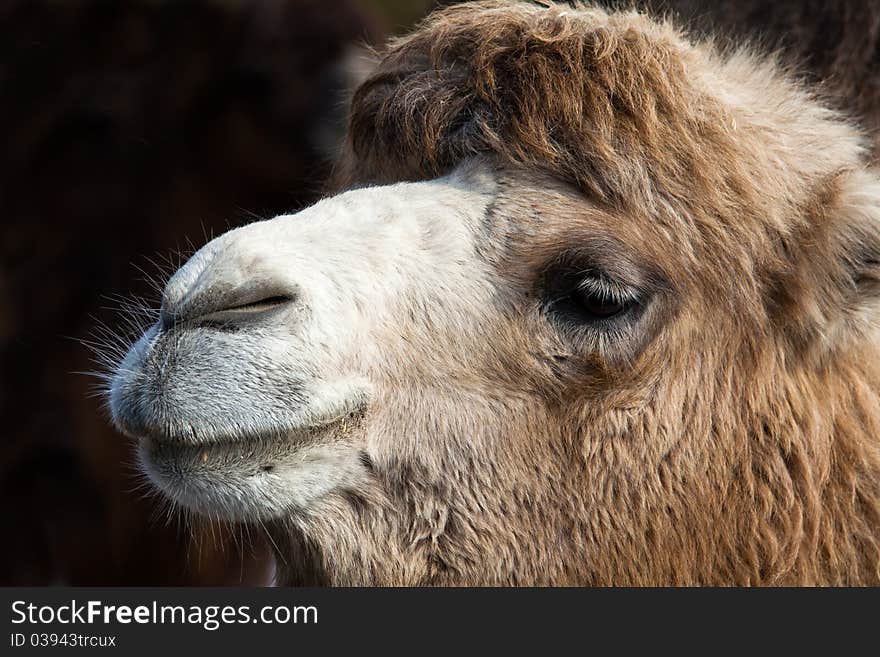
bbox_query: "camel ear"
[825,168,880,342]
[766,168,880,353]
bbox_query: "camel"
[106,1,880,585]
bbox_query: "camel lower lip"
[141,436,297,476]
[144,437,252,467]
[140,413,364,466]
[139,434,291,482]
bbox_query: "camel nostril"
[194,293,296,328]
[160,288,297,330]
[223,295,294,314]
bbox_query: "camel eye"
[571,286,629,320]
[543,269,640,327]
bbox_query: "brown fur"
[270,1,880,585]
[638,0,880,160]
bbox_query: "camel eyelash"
[573,273,640,306]
[541,266,645,332]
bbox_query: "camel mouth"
[136,407,370,521]
[139,406,367,458]
[141,434,302,475]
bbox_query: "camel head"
[107,1,880,585]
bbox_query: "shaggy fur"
[640,0,880,159]
[314,1,880,584]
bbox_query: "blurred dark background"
[1,0,877,585]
